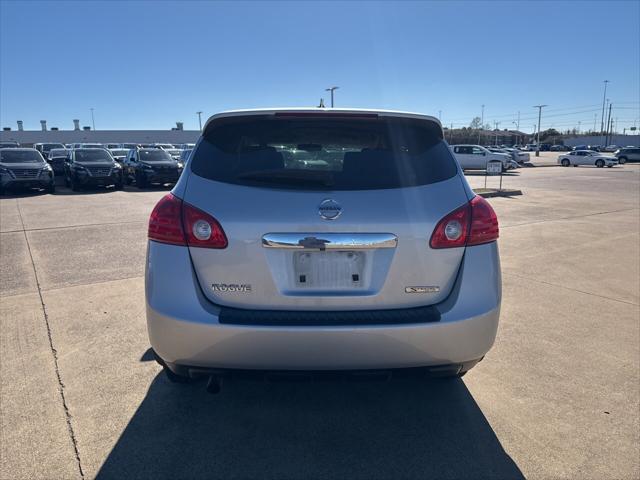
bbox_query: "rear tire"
[561,158,570,167]
[596,159,605,168]
[618,156,627,164]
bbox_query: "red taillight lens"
[467,195,499,246]
[148,193,185,245]
[148,193,227,249]
[181,201,228,249]
[430,203,471,249]
[430,195,498,249]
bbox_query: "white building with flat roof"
[0,129,200,146]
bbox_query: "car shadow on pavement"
[96,373,523,480]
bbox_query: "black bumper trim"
[218,304,441,326]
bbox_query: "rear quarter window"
[190,115,457,190]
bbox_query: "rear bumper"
[142,171,180,184]
[146,242,501,370]
[1,177,53,189]
[79,177,118,186]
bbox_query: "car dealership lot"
[1,165,639,479]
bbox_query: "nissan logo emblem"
[318,199,342,220]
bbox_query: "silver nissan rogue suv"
[146,108,501,390]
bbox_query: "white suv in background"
[450,145,512,171]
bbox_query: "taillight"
[430,195,498,249]
[148,194,185,245]
[467,195,499,246]
[148,193,227,249]
[181,200,228,248]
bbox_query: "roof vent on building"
[51,127,59,131]
[17,120,24,131]
[73,119,80,131]
[3,127,11,131]
[40,120,47,131]
[176,122,184,131]
[83,126,91,131]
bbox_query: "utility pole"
[604,102,612,146]
[90,108,95,131]
[196,111,203,131]
[533,104,547,156]
[478,104,485,144]
[605,103,613,146]
[577,121,581,134]
[593,113,597,133]
[438,110,442,121]
[600,80,609,133]
[494,121,500,145]
[325,86,339,107]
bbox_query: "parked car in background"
[0,148,55,194]
[615,147,640,164]
[108,148,129,165]
[120,143,139,149]
[176,143,196,150]
[602,145,618,152]
[34,142,65,159]
[46,148,69,175]
[122,148,182,188]
[0,141,20,149]
[451,144,512,171]
[79,143,105,149]
[524,144,538,151]
[179,149,193,165]
[151,143,175,150]
[501,147,530,163]
[164,148,183,161]
[104,143,120,149]
[558,150,618,168]
[64,148,123,191]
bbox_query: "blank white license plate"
[293,251,364,288]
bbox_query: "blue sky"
[1,1,638,133]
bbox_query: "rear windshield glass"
[0,150,44,163]
[140,149,172,162]
[190,115,456,190]
[75,150,111,162]
[49,149,68,157]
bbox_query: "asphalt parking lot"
[1,163,638,479]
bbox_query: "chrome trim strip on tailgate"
[262,233,397,251]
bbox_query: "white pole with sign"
[486,160,504,191]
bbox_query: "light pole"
[577,121,581,134]
[600,80,609,133]
[196,111,203,131]
[494,121,500,145]
[477,104,485,144]
[90,108,95,131]
[438,110,442,121]
[325,86,339,107]
[533,104,547,156]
